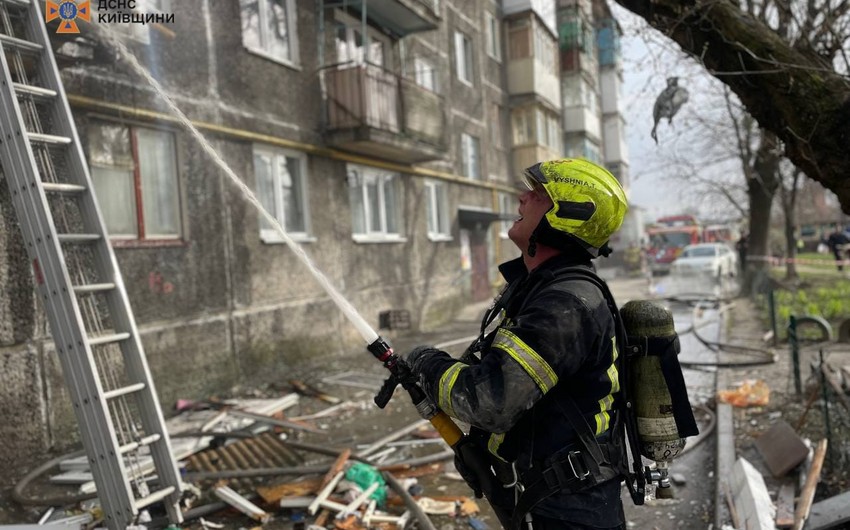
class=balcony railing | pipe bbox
[324,63,446,163]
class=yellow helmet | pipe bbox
[523,158,628,257]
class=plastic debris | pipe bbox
[717,379,770,407]
[343,462,387,506]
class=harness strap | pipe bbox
[509,443,622,530]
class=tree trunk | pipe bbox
[743,132,781,293]
[780,172,801,281]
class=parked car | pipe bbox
[670,243,738,278]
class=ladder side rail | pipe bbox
[0,46,135,529]
[24,2,184,521]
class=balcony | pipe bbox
[332,0,439,36]
[324,64,446,164]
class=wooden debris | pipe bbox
[290,379,342,404]
[775,483,795,528]
[257,478,321,504]
[794,438,828,530]
[806,490,850,530]
[213,484,271,524]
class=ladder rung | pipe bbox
[102,382,146,400]
[13,82,57,99]
[73,282,115,294]
[27,132,71,145]
[88,332,131,346]
[135,486,177,511]
[42,182,86,193]
[57,233,100,243]
[118,433,161,455]
[0,33,42,54]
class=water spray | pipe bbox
[94,27,465,447]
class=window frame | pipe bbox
[499,192,513,238]
[88,119,183,246]
[460,133,480,179]
[413,55,439,92]
[347,164,405,243]
[454,30,474,85]
[334,10,391,68]
[253,145,313,244]
[485,12,502,61]
[239,0,301,69]
[424,180,452,241]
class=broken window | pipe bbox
[89,121,181,241]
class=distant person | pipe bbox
[735,232,748,271]
[826,226,849,272]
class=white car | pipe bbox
[670,243,738,278]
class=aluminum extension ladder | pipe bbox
[0,1,183,527]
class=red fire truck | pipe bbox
[646,215,703,274]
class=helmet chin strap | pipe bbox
[527,234,537,258]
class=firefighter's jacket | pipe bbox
[413,254,624,526]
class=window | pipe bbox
[347,165,403,241]
[335,12,389,67]
[240,0,300,67]
[511,108,535,146]
[89,121,180,241]
[534,23,556,71]
[413,56,438,92]
[499,192,513,238]
[253,146,310,243]
[424,181,451,239]
[460,133,480,179]
[454,31,474,85]
[508,18,531,59]
[485,12,501,60]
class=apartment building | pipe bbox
[0,0,631,460]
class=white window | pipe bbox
[253,146,310,242]
[454,31,474,85]
[413,56,438,92]
[424,181,451,240]
[239,0,300,67]
[334,11,389,67]
[533,23,555,71]
[490,103,503,149]
[347,165,403,241]
[485,12,501,60]
[499,192,513,238]
[89,121,180,241]
[511,108,535,146]
[460,133,480,179]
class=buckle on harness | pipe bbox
[566,451,591,480]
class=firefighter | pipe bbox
[406,159,628,529]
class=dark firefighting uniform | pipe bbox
[410,254,625,528]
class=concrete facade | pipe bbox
[0,0,629,467]
[0,0,521,465]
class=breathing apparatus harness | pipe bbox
[462,263,698,529]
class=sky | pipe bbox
[610,5,744,222]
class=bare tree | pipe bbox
[614,0,850,214]
[777,163,803,280]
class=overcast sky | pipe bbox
[611,5,742,222]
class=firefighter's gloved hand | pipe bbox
[405,345,444,376]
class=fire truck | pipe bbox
[646,215,703,274]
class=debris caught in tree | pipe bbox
[651,77,689,143]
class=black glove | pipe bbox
[453,435,485,498]
[404,345,442,375]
